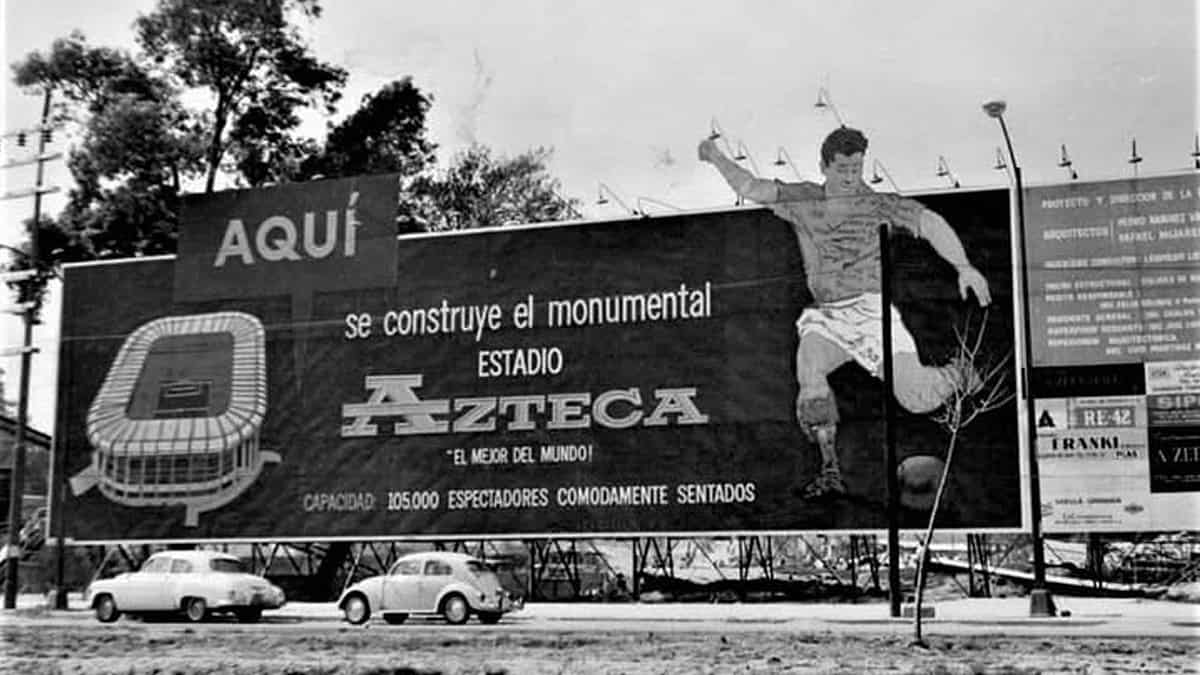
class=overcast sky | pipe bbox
[2,0,1197,430]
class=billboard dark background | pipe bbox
[55,191,1020,542]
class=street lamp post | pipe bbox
[982,100,1056,617]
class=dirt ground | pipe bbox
[3,619,1198,675]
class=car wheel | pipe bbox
[94,594,120,623]
[478,611,502,625]
[235,608,263,623]
[441,594,469,625]
[184,597,208,623]
[383,613,408,625]
[342,593,371,625]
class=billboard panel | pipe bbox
[56,188,1020,542]
[1026,174,1200,531]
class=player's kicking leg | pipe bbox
[891,352,982,414]
[795,333,851,499]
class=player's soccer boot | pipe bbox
[802,422,846,499]
[801,467,848,500]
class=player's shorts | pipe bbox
[795,293,919,379]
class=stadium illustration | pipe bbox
[70,311,277,527]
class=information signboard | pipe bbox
[1026,174,1200,531]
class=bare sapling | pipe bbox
[912,308,1015,647]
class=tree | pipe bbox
[134,0,346,192]
[11,31,168,114]
[295,77,436,182]
[909,309,1015,647]
[407,144,580,232]
[6,1,578,296]
[9,32,202,305]
[7,1,351,283]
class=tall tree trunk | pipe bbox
[205,95,230,193]
[913,428,960,647]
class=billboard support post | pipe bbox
[880,224,902,618]
[984,100,1055,617]
[630,537,640,599]
[50,340,69,609]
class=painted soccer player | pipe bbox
[699,127,991,499]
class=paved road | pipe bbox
[5,593,1198,638]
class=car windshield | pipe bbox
[209,558,246,573]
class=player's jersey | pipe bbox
[768,181,923,303]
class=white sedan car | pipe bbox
[338,551,521,625]
[86,550,286,623]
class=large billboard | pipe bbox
[54,181,1021,542]
[1026,173,1200,532]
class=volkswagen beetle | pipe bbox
[337,551,520,625]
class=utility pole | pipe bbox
[3,89,54,609]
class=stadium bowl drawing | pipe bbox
[71,311,277,527]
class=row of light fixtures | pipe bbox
[598,89,1200,215]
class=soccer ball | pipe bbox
[897,455,945,511]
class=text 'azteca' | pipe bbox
[341,374,709,436]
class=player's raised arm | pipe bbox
[698,137,779,204]
[916,209,992,307]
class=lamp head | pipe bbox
[1060,144,1077,179]
[1128,138,1143,164]
[982,100,1007,118]
[869,160,890,187]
